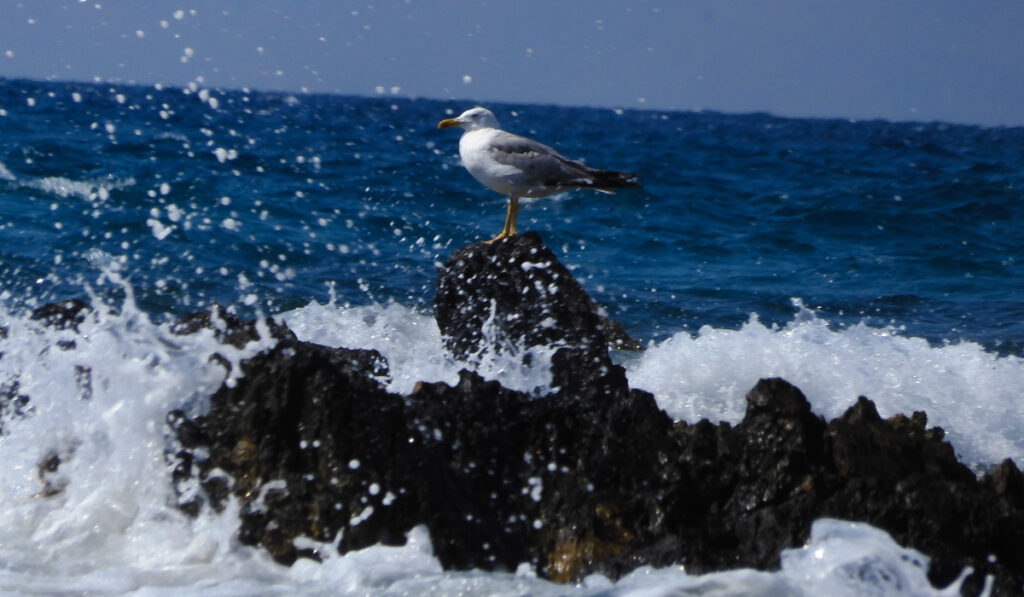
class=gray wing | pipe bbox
[486,131,637,191]
[485,131,605,189]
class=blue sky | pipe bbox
[2,1,1023,126]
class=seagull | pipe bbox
[438,107,638,243]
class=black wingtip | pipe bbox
[593,169,639,189]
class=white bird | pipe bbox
[438,107,638,243]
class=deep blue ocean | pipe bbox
[2,77,1022,353]
[1,77,1023,595]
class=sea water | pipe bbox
[1,77,1021,595]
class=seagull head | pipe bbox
[437,107,500,132]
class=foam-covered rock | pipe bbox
[167,236,1024,596]
[167,336,405,562]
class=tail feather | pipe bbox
[589,168,639,190]
[550,154,639,192]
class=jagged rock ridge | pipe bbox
[142,233,1024,596]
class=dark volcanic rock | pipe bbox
[29,298,92,351]
[404,370,677,579]
[660,380,1024,596]
[168,235,1024,596]
[693,378,832,572]
[30,298,91,332]
[171,303,296,349]
[822,398,1022,596]
[166,335,404,563]
[435,232,642,363]
[168,316,678,576]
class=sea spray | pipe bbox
[0,273,278,590]
[625,299,1024,469]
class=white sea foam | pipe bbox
[0,160,15,181]
[14,175,135,201]
[625,298,1024,468]
[597,518,983,596]
[779,519,978,597]
[281,297,559,396]
[281,299,460,394]
[0,287,277,594]
[0,292,1000,595]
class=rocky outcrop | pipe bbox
[164,235,1023,596]
[659,381,1024,597]
[434,231,642,359]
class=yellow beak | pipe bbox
[437,118,460,129]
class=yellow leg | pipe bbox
[508,198,519,236]
[486,197,520,243]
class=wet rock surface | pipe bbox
[29,298,91,332]
[168,235,1024,596]
[170,303,297,349]
[435,231,642,359]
